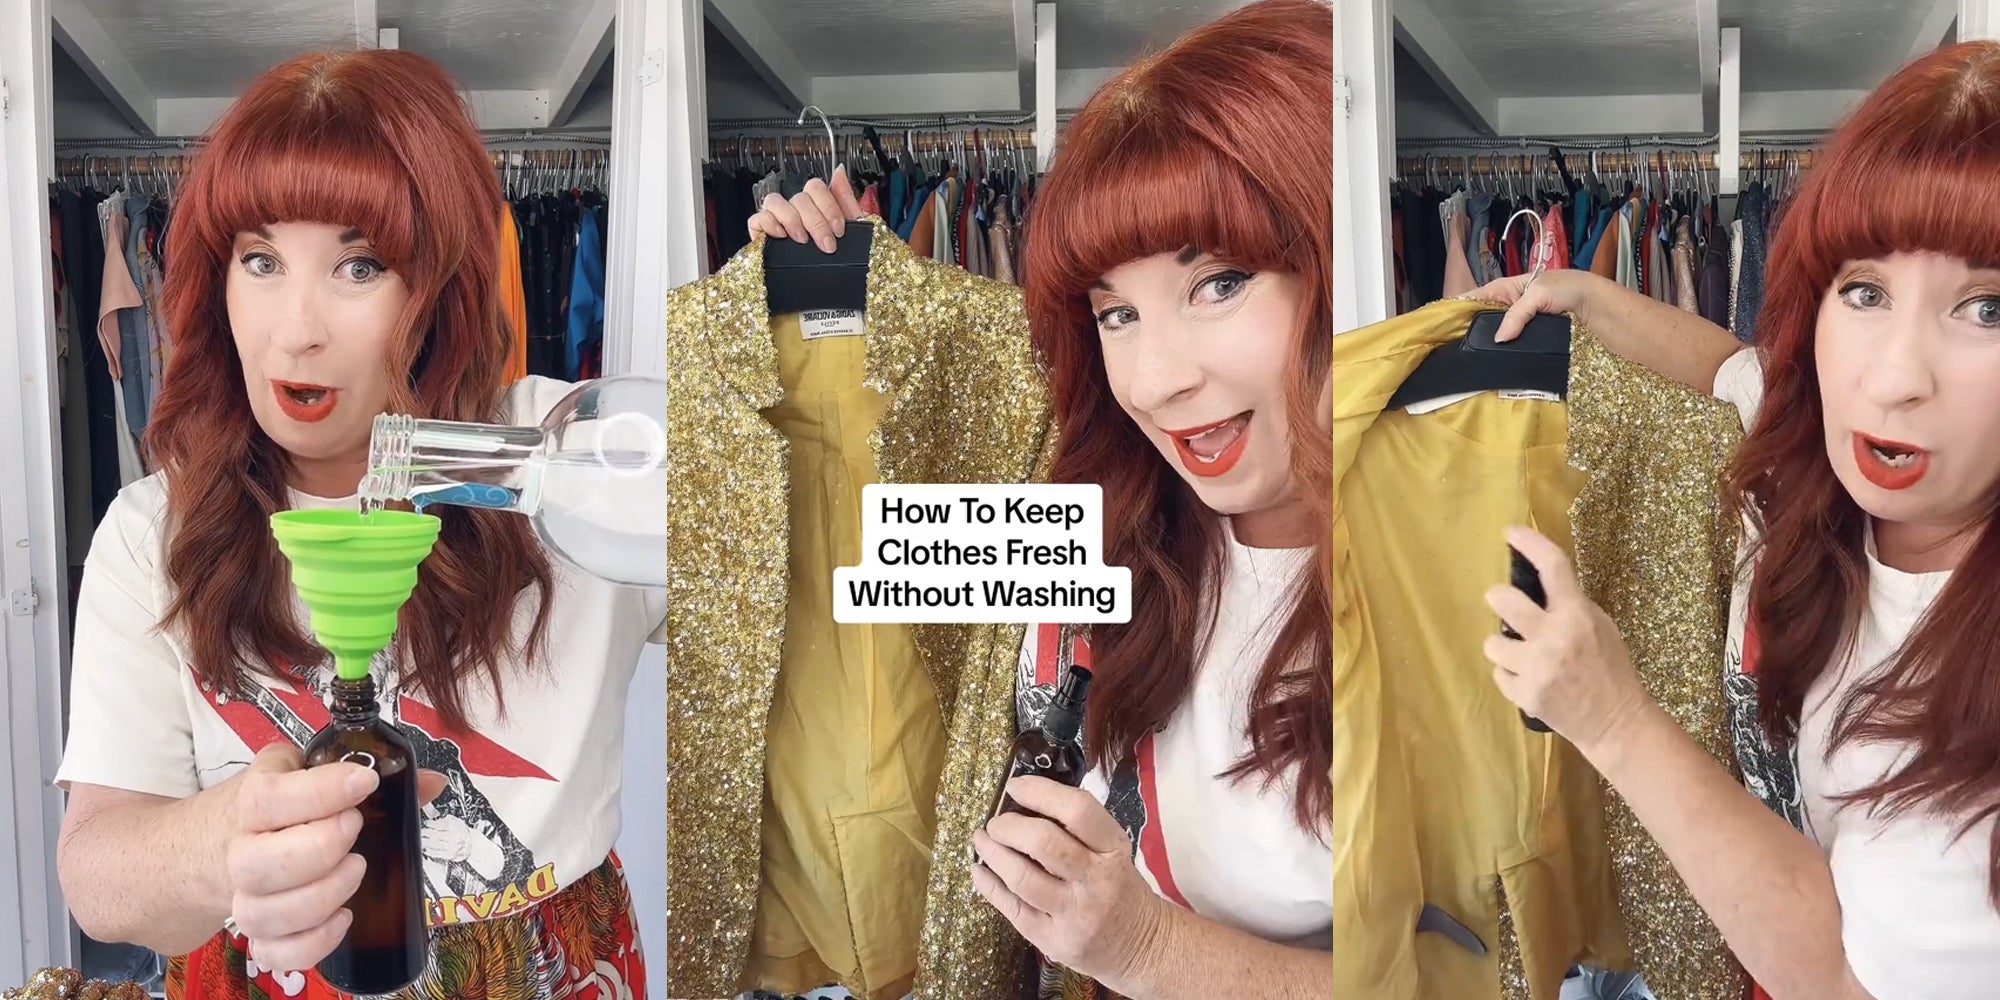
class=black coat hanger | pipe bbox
[1387,208,1570,410]
[766,106,873,315]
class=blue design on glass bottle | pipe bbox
[411,482,520,513]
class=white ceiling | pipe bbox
[1396,0,1947,136]
[1416,0,1700,98]
[720,0,1253,78]
[1721,0,1932,92]
[56,0,605,102]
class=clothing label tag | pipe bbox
[1403,391,1480,415]
[800,309,867,340]
[1496,389,1562,403]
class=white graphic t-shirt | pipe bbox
[57,376,666,928]
[1713,349,2000,999]
[1014,523,1331,959]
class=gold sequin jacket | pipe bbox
[1332,299,1747,1000]
[665,219,1050,1000]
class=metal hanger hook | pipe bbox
[797,105,836,180]
[1500,206,1549,283]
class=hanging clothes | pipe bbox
[1700,221,1732,329]
[1672,218,1700,314]
[565,207,604,382]
[1332,298,1747,1000]
[989,200,1017,285]
[664,219,1048,1000]
[49,214,95,569]
[56,187,120,528]
[96,191,146,482]
[499,204,529,383]
[1735,183,1771,342]
[1729,218,1745,336]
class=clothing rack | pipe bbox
[709,129,1035,160]
[52,128,611,151]
[1395,131,1823,151]
[53,145,612,196]
[708,110,1050,131]
[1396,150,1819,178]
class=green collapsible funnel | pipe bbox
[270,510,443,680]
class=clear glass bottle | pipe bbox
[360,375,665,587]
[304,676,426,994]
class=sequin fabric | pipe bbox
[1495,878,1527,1000]
[665,219,1052,1000]
[1563,323,1747,1000]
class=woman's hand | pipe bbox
[972,776,1170,988]
[746,164,866,253]
[1464,268,1626,345]
[1481,526,1654,758]
[225,744,445,972]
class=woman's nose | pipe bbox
[1126,337,1204,413]
[268,288,330,357]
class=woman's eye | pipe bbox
[1095,305,1139,331]
[1966,296,2000,328]
[1194,270,1254,304]
[1839,282,1885,310]
[241,253,279,277]
[341,258,385,283]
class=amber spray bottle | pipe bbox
[304,675,427,994]
[999,661,1094,816]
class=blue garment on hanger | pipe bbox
[888,169,908,231]
[565,208,604,380]
[1574,205,1617,270]
[1572,188,1595,256]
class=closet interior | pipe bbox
[691,0,1250,281]
[1338,0,1967,331]
[22,0,646,990]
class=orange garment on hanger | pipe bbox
[499,204,529,383]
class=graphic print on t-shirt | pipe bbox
[1015,625,1187,906]
[1726,591,1806,832]
[194,656,563,927]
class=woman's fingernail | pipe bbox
[819,237,837,252]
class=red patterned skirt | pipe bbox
[168,854,642,1000]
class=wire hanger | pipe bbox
[797,105,836,182]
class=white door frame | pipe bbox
[607,0,702,377]
[0,0,81,982]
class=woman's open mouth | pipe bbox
[272,380,339,423]
[1164,411,1252,478]
[1852,432,1930,490]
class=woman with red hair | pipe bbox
[51,50,663,999]
[1473,40,2000,1000]
[749,1,1330,996]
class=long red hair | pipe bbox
[149,50,552,729]
[1023,0,1332,831]
[1727,40,2000,903]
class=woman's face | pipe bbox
[1089,250,1302,524]
[226,222,408,488]
[1815,251,2000,540]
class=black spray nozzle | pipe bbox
[1055,665,1092,710]
[1043,666,1093,743]
[1503,546,1553,734]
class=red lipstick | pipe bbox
[272,381,338,424]
[1852,432,1930,491]
[1164,412,1252,478]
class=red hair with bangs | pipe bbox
[149,50,552,729]
[1023,0,1332,831]
[1727,40,2000,903]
